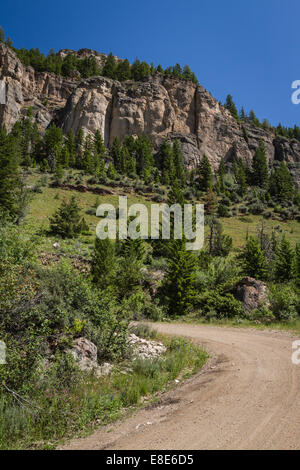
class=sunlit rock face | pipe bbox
[0,42,299,183]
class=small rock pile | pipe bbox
[127,334,166,360]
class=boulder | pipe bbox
[234,277,269,312]
[69,337,112,377]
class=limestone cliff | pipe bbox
[0,43,299,184]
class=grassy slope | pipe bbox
[26,170,300,254]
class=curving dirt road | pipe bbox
[60,324,300,450]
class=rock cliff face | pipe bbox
[0,43,77,130]
[0,43,299,184]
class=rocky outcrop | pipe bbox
[234,277,269,312]
[0,43,300,179]
[0,43,77,131]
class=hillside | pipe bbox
[0,42,300,186]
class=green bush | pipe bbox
[196,291,244,319]
[218,204,230,218]
[269,284,298,321]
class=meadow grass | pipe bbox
[0,335,208,450]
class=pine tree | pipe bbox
[91,237,116,289]
[44,124,63,171]
[116,59,131,81]
[224,95,239,120]
[275,236,294,282]
[240,107,246,120]
[160,141,175,185]
[249,110,261,127]
[134,136,154,177]
[49,196,83,238]
[60,145,69,168]
[93,130,105,158]
[207,217,232,257]
[117,243,143,298]
[269,162,294,202]
[0,26,5,43]
[173,140,186,187]
[234,158,247,196]
[76,129,85,169]
[102,52,117,79]
[240,236,267,279]
[66,129,76,168]
[0,130,23,219]
[252,140,268,188]
[204,189,217,214]
[162,238,197,315]
[111,136,122,173]
[183,65,193,81]
[217,158,226,192]
[198,154,213,191]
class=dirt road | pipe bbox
[61,324,300,450]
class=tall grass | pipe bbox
[0,336,207,450]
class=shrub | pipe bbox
[248,306,275,323]
[248,202,265,215]
[196,291,244,319]
[218,204,230,218]
[269,284,298,321]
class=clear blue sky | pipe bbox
[1,0,299,128]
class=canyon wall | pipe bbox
[0,43,299,184]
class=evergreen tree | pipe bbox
[91,237,116,289]
[224,94,239,120]
[0,26,5,43]
[207,217,232,256]
[93,130,105,158]
[204,188,217,214]
[76,129,85,169]
[116,59,131,81]
[198,154,213,191]
[240,107,246,120]
[160,141,175,185]
[162,238,197,315]
[111,136,123,173]
[66,129,76,167]
[44,124,63,170]
[102,52,117,79]
[269,162,294,202]
[0,129,23,219]
[234,158,247,196]
[249,110,261,127]
[135,136,154,177]
[275,236,294,282]
[183,65,193,81]
[49,196,84,238]
[217,158,226,192]
[252,140,268,188]
[117,243,143,298]
[240,236,267,279]
[173,139,186,187]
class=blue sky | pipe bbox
[1,0,299,127]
